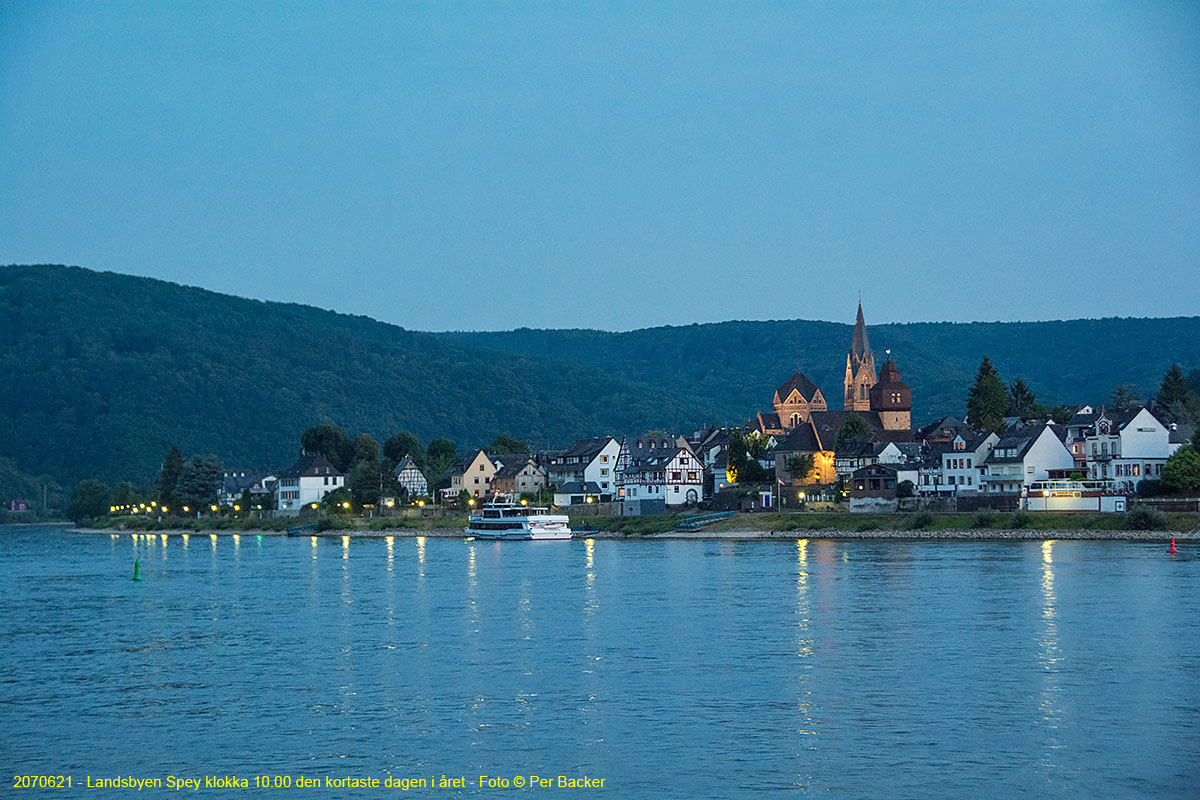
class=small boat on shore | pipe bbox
[465,503,572,541]
[286,522,318,537]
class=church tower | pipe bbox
[844,301,877,411]
[869,355,912,430]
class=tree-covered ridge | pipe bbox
[441,316,1200,427]
[2,264,1198,486]
[0,265,724,483]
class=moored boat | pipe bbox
[465,503,572,540]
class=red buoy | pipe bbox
[1169,538,1177,554]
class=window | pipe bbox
[601,468,609,476]
[479,464,485,471]
[966,458,971,468]
[601,455,608,462]
[474,478,479,485]
[674,486,679,493]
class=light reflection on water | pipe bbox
[1,526,1197,798]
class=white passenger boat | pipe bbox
[465,503,572,540]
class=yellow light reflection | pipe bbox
[1038,539,1062,761]
[794,538,816,739]
[342,535,350,559]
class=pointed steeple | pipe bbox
[851,302,871,362]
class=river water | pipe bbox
[1,525,1197,797]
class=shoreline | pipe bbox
[71,526,1196,542]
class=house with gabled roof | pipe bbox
[982,423,1073,495]
[616,434,702,513]
[275,453,344,515]
[1085,407,1173,492]
[393,456,428,498]
[450,449,496,498]
[491,455,546,497]
[545,436,619,499]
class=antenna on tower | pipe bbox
[886,348,891,358]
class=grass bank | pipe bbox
[82,515,469,533]
[570,510,1200,535]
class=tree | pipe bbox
[1008,377,1036,418]
[1154,364,1200,425]
[1109,385,1141,413]
[1050,405,1074,424]
[728,431,771,482]
[967,356,1008,433]
[1161,445,1200,494]
[1157,364,1191,410]
[67,479,111,522]
[835,413,872,450]
[239,488,253,515]
[349,458,397,507]
[353,433,379,464]
[383,431,425,468]
[110,481,147,507]
[301,425,353,472]
[321,486,354,514]
[488,433,530,455]
[785,453,815,485]
[897,480,915,498]
[156,445,184,507]
[176,455,222,511]
[426,437,458,490]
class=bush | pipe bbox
[907,511,935,530]
[973,510,996,528]
[1125,507,1168,531]
[1009,511,1031,529]
[855,521,879,532]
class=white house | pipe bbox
[920,431,998,497]
[393,456,428,497]
[981,423,1074,495]
[1085,407,1173,492]
[616,434,703,513]
[545,437,620,500]
[275,453,344,516]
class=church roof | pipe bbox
[851,302,871,361]
[774,371,820,403]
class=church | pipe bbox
[748,302,912,438]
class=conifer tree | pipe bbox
[156,445,184,508]
[967,356,1008,433]
[1156,364,1191,412]
[1008,377,1036,418]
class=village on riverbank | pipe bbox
[59,303,1200,539]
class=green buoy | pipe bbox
[133,559,142,581]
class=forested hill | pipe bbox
[441,316,1200,430]
[0,265,726,483]
[3,265,1198,485]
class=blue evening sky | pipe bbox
[2,2,1198,331]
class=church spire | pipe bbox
[844,299,877,412]
[851,301,871,361]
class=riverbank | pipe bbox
[74,509,1200,537]
[73,525,1197,542]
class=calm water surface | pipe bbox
[1,525,1197,798]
